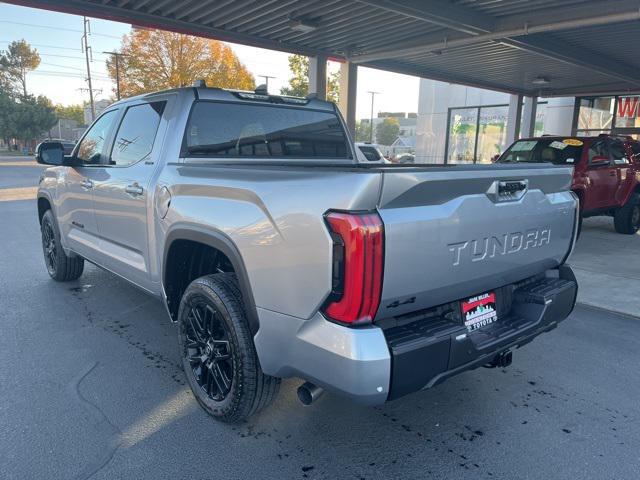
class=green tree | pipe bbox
[55,104,84,124]
[4,95,57,148]
[375,117,400,145]
[355,120,372,142]
[0,39,41,97]
[280,54,339,103]
[107,30,255,98]
[0,90,15,146]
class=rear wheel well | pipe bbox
[37,197,51,224]
[164,240,235,320]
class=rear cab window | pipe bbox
[183,101,351,160]
[498,138,584,165]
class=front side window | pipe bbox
[184,101,350,159]
[630,142,640,163]
[610,140,629,165]
[76,110,118,164]
[110,102,165,166]
[588,139,610,164]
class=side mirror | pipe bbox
[36,142,65,166]
[590,155,610,167]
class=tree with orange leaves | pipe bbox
[107,29,255,98]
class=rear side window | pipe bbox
[110,102,165,166]
[184,101,351,159]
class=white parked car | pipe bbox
[355,142,390,163]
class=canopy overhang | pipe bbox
[7,0,640,96]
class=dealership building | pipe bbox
[415,80,640,164]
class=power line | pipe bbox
[30,70,112,80]
[0,20,122,39]
[0,40,83,52]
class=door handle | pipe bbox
[80,179,93,190]
[125,183,144,196]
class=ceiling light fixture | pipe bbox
[532,76,551,85]
[288,19,319,33]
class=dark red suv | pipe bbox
[498,134,640,234]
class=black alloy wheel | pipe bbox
[40,209,84,281]
[177,273,280,422]
[183,301,234,401]
[41,218,57,276]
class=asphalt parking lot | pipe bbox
[2,157,640,479]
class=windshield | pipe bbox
[498,138,584,165]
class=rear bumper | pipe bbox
[254,266,577,406]
[386,265,578,400]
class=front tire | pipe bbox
[614,194,640,235]
[177,273,280,423]
[40,209,84,281]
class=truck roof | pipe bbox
[108,84,337,112]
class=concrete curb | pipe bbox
[576,301,640,321]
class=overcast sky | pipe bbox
[0,3,421,119]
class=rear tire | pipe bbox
[177,273,280,423]
[40,209,84,281]
[614,195,640,234]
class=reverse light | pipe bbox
[322,211,384,325]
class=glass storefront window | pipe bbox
[614,96,640,128]
[577,97,614,131]
[447,108,477,163]
[476,105,509,164]
[446,100,547,164]
[533,102,547,137]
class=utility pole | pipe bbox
[258,75,276,92]
[81,16,95,122]
[102,51,127,100]
[367,91,380,143]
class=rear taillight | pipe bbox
[322,211,384,325]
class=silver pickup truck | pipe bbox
[36,84,579,422]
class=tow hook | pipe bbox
[485,350,513,369]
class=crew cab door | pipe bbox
[57,109,119,260]
[585,138,618,210]
[90,101,167,290]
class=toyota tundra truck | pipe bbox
[36,84,579,422]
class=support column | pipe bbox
[506,94,523,144]
[338,61,358,137]
[308,54,327,101]
[521,96,538,138]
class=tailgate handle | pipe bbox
[487,179,528,202]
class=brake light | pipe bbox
[322,211,384,325]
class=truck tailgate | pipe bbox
[376,165,576,320]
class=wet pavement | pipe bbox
[1,166,639,479]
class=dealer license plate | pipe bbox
[461,292,497,332]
